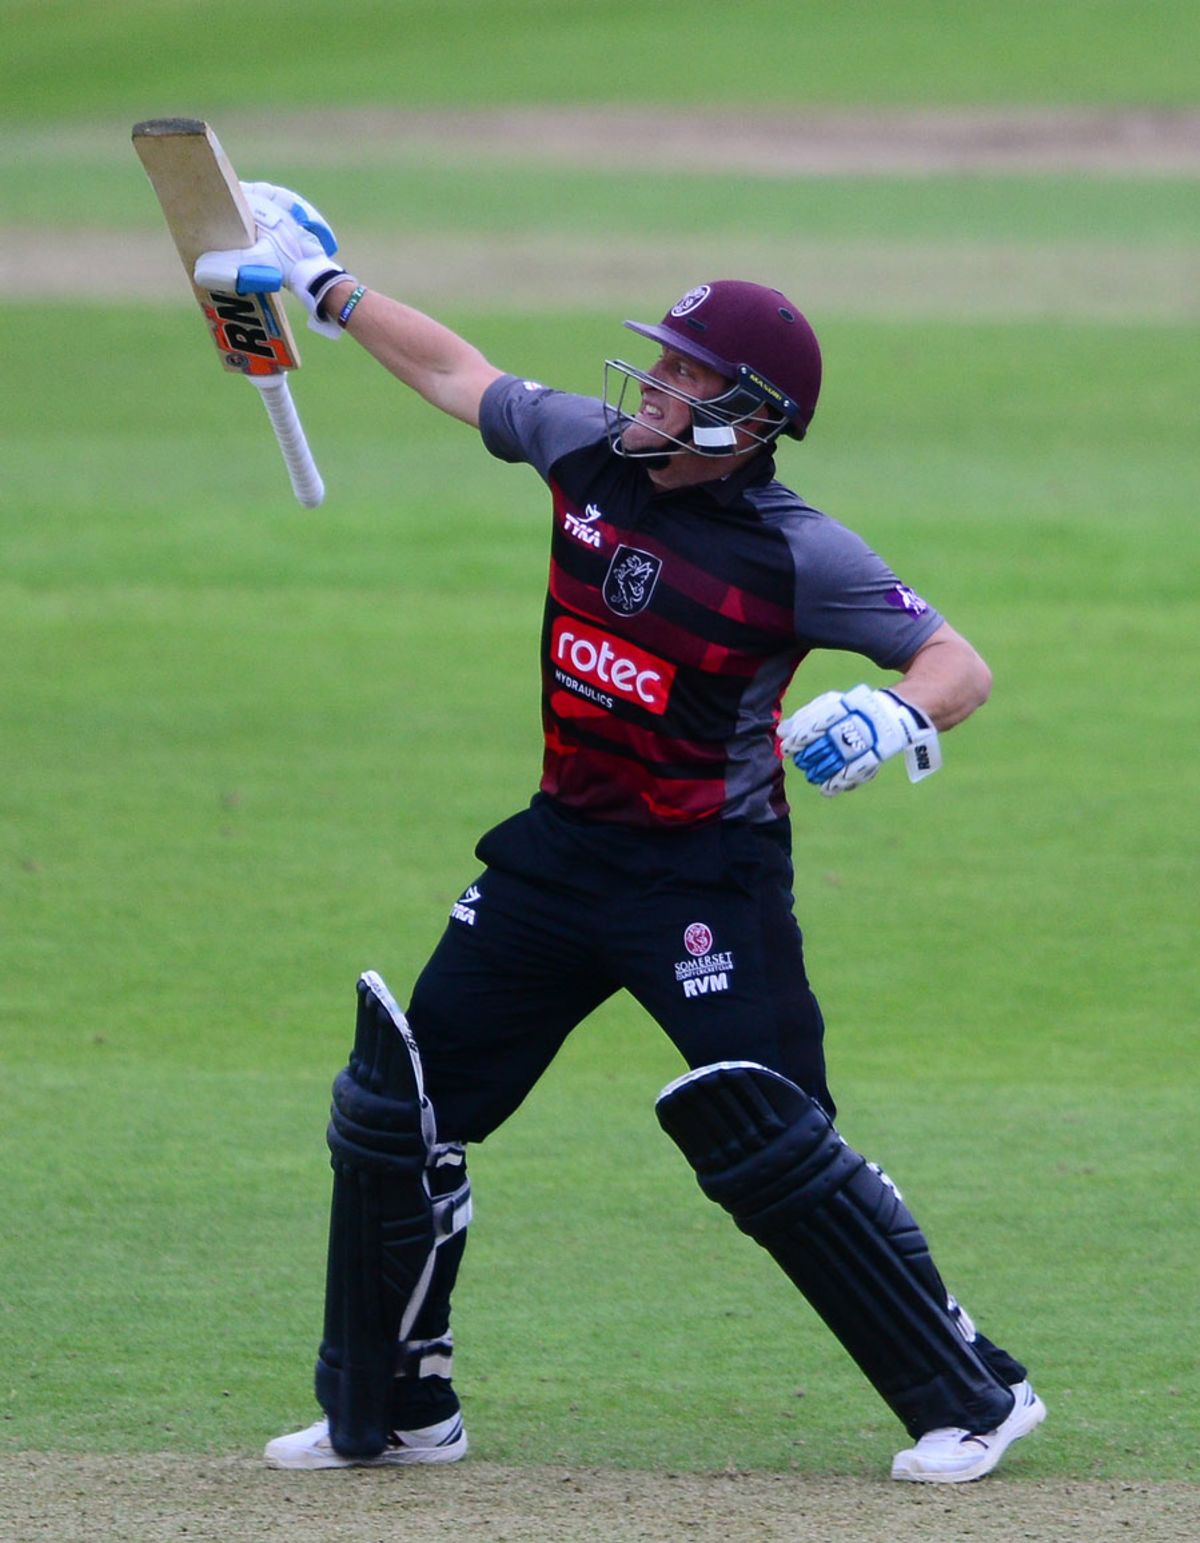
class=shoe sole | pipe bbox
[891,1392,1046,1483]
[265,1433,468,1470]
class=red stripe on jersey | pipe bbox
[590,524,796,633]
[547,690,726,769]
[541,737,726,826]
[549,559,771,678]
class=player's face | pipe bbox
[619,348,731,455]
[619,347,776,491]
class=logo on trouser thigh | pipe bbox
[450,884,482,926]
[673,922,735,999]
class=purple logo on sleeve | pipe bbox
[886,584,929,616]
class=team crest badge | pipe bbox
[683,922,713,956]
[603,545,662,617]
[671,285,711,317]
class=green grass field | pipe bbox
[4,0,1199,118]
[2,0,1198,1505]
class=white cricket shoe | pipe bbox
[264,1411,467,1470]
[890,1381,1045,1483]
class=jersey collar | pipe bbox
[652,449,777,510]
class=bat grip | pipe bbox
[250,374,325,508]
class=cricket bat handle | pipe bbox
[251,374,326,508]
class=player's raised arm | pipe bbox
[194,180,504,428]
[317,280,505,427]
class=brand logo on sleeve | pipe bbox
[450,884,482,926]
[603,545,662,616]
[550,616,674,714]
[885,584,929,616]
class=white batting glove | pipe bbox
[777,684,941,796]
[192,181,348,339]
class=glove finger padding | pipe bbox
[233,181,349,339]
[241,181,339,258]
[815,753,882,797]
[193,234,284,294]
[776,690,847,756]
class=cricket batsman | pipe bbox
[201,182,1046,1482]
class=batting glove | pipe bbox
[192,181,348,339]
[777,684,941,796]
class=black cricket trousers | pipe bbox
[406,793,833,1143]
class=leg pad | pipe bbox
[316,972,470,1457]
[656,1061,1012,1437]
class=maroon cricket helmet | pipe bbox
[624,280,822,438]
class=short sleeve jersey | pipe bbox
[479,375,942,828]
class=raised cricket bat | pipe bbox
[132,117,325,508]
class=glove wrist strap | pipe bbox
[306,266,353,317]
[880,687,931,732]
[880,689,941,782]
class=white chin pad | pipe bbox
[692,421,738,450]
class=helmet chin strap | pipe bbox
[614,418,765,465]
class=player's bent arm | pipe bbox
[778,624,990,795]
[322,281,504,427]
[892,622,992,732]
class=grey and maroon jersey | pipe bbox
[479,375,942,828]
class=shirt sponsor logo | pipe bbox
[603,545,662,617]
[550,616,674,714]
[885,583,929,616]
[450,883,482,926]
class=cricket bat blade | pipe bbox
[132,117,326,507]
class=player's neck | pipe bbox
[646,447,758,492]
